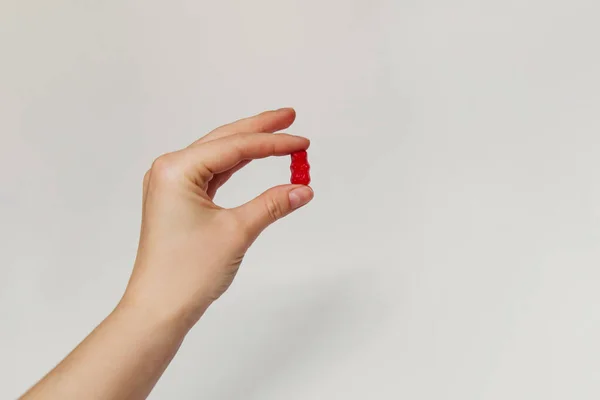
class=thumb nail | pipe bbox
[289,186,313,209]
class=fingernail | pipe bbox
[289,186,313,209]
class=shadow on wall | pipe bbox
[198,265,389,400]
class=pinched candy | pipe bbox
[290,150,310,185]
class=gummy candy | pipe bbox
[290,150,310,185]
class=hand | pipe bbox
[120,108,313,329]
[20,109,312,400]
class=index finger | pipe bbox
[181,132,310,185]
[190,108,297,147]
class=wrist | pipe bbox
[115,294,207,338]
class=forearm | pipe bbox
[21,302,191,400]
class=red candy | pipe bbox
[290,150,311,185]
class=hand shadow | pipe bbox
[197,266,388,400]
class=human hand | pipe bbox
[120,108,313,329]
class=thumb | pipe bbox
[234,184,314,238]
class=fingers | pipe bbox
[181,108,297,197]
[181,132,309,185]
[233,185,314,238]
[191,108,296,146]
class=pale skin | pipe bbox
[20,108,313,400]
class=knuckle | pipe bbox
[265,197,284,222]
[231,132,252,147]
[152,154,173,170]
[150,154,180,183]
[230,132,274,156]
[236,131,262,142]
[226,134,247,157]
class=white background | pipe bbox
[2,1,600,399]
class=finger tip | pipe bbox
[277,106,295,113]
[278,107,296,120]
[293,184,314,195]
[284,107,297,123]
[288,185,314,209]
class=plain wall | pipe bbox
[2,1,600,398]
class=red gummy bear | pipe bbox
[290,150,311,185]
